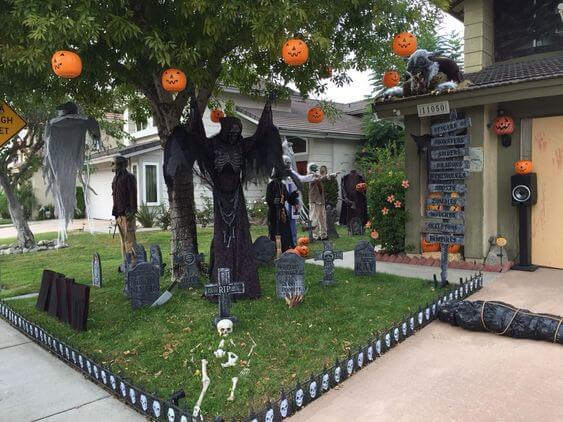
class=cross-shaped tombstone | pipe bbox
[204,268,245,327]
[304,219,315,243]
[314,241,344,286]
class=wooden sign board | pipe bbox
[426,197,465,207]
[427,233,465,245]
[424,222,465,234]
[431,147,469,160]
[428,170,469,181]
[430,135,470,148]
[430,160,470,171]
[417,100,450,117]
[0,101,27,149]
[431,118,471,136]
[426,210,464,220]
[428,184,467,193]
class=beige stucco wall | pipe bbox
[463,0,494,72]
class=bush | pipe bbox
[0,191,10,219]
[155,204,171,230]
[247,197,268,225]
[196,196,214,228]
[74,186,86,218]
[136,203,156,228]
[323,177,339,207]
[37,204,55,220]
[15,182,37,220]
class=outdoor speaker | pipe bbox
[511,173,537,206]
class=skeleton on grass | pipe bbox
[192,359,210,418]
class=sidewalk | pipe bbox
[0,319,142,421]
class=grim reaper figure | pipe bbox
[165,97,284,299]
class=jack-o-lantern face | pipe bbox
[493,116,514,135]
[282,39,309,66]
[383,70,401,88]
[295,245,309,257]
[514,160,533,175]
[307,107,324,124]
[297,236,309,246]
[161,69,187,92]
[392,32,417,57]
[51,51,82,78]
[210,109,225,123]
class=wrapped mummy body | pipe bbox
[438,300,563,345]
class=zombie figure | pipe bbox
[339,169,368,227]
[111,155,138,266]
[301,163,338,241]
[266,167,299,253]
[165,97,284,299]
[281,138,307,245]
[43,102,100,244]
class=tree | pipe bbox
[2,0,447,281]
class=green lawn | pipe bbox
[1,226,441,419]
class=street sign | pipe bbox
[430,135,470,147]
[428,184,467,193]
[427,233,465,245]
[431,147,469,160]
[426,210,464,220]
[428,170,469,181]
[431,118,471,135]
[430,160,470,171]
[424,222,465,234]
[426,197,465,207]
[0,101,27,149]
[417,100,450,117]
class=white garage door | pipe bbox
[87,163,114,220]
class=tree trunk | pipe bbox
[0,172,35,248]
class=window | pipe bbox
[286,136,307,154]
[144,163,159,205]
[135,119,149,132]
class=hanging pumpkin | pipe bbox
[383,70,401,88]
[307,107,324,124]
[392,32,417,57]
[355,182,367,192]
[295,245,309,257]
[161,68,187,92]
[297,236,309,246]
[282,38,309,66]
[421,238,440,253]
[493,115,515,147]
[210,109,225,123]
[514,160,533,175]
[448,244,461,254]
[51,51,82,78]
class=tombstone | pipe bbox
[485,245,510,266]
[304,219,315,243]
[133,243,147,262]
[253,236,276,266]
[69,283,90,332]
[275,251,306,299]
[348,217,364,236]
[127,262,161,310]
[149,244,165,276]
[36,269,62,311]
[92,252,102,288]
[178,245,205,288]
[204,267,245,326]
[325,205,339,239]
[314,241,344,286]
[354,241,376,276]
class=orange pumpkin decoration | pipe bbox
[421,238,440,253]
[161,68,187,92]
[282,38,309,66]
[210,109,225,123]
[297,237,309,246]
[307,107,324,124]
[514,160,533,175]
[448,244,461,254]
[355,182,367,192]
[295,245,310,257]
[383,70,401,88]
[392,32,417,57]
[493,116,514,135]
[51,51,82,78]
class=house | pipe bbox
[373,0,563,268]
[85,87,364,220]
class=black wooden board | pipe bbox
[431,118,471,135]
[430,135,470,148]
[431,147,469,160]
[428,184,467,193]
[428,170,469,181]
[430,160,470,171]
[424,222,465,234]
[426,210,464,219]
[427,233,465,245]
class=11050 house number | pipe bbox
[417,101,450,117]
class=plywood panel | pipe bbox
[531,116,563,269]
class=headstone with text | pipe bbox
[275,252,306,299]
[178,245,204,288]
[354,241,376,276]
[204,268,245,326]
[325,205,339,239]
[127,262,161,310]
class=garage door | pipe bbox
[87,163,114,220]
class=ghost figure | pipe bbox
[43,102,101,245]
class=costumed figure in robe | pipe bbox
[165,96,284,299]
[281,138,307,246]
[43,102,100,245]
[339,169,368,228]
[111,155,138,268]
[266,167,299,254]
[301,163,338,241]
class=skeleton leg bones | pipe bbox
[192,359,210,417]
[227,377,238,401]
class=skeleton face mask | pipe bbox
[322,373,330,390]
[110,375,116,390]
[393,328,400,343]
[295,389,304,407]
[217,319,233,336]
[385,333,391,348]
[153,401,161,417]
[402,322,407,336]
[167,408,175,422]
[265,408,275,422]
[140,395,148,411]
[346,359,354,375]
[120,382,126,397]
[129,388,136,404]
[357,352,364,368]
[334,367,341,383]
[101,370,107,385]
[279,399,289,417]
[309,381,317,398]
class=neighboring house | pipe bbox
[85,88,364,220]
[373,0,563,268]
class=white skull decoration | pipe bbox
[265,408,275,422]
[217,319,233,337]
[167,408,175,422]
[279,399,289,417]
[129,388,136,404]
[120,382,126,397]
[140,395,148,411]
[322,373,330,390]
[153,401,161,417]
[295,389,304,407]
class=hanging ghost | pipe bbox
[43,102,100,244]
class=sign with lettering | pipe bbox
[417,100,450,117]
[424,222,465,233]
[0,101,27,149]
[430,135,470,148]
[431,118,471,136]
[430,160,470,171]
[426,210,464,219]
[428,184,467,193]
[431,147,469,160]
[428,170,469,181]
[427,233,465,245]
[275,252,305,298]
[426,197,465,207]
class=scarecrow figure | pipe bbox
[165,96,284,299]
[43,102,100,245]
[266,167,299,253]
[111,155,138,266]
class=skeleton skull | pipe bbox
[167,408,175,422]
[217,319,233,336]
[279,399,289,417]
[129,388,136,404]
[265,408,275,422]
[295,389,304,407]
[153,401,161,417]
[309,381,317,398]
[322,373,330,390]
[140,395,148,411]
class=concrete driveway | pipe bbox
[290,268,563,422]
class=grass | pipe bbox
[1,226,440,419]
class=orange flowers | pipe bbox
[381,207,389,215]
[386,195,395,203]
[393,200,402,208]
[401,179,410,188]
[370,229,379,240]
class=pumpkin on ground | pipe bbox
[383,70,401,88]
[51,51,82,78]
[514,160,533,175]
[448,244,461,254]
[295,245,309,257]
[282,39,309,66]
[210,109,225,123]
[392,32,417,57]
[161,68,187,92]
[307,107,324,123]
[297,237,309,246]
[421,238,440,253]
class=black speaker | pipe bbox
[511,173,537,206]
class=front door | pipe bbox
[531,116,563,269]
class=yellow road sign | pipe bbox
[0,101,27,149]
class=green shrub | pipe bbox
[37,204,55,220]
[155,204,171,230]
[247,197,268,225]
[15,182,37,220]
[0,191,10,219]
[74,186,85,218]
[196,196,213,228]
[136,203,156,228]
[323,177,339,207]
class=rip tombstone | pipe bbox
[275,251,306,299]
[92,252,102,288]
[253,236,276,266]
[354,241,376,276]
[127,262,161,310]
[204,267,245,327]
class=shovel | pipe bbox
[151,280,178,307]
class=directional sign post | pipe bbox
[0,101,27,149]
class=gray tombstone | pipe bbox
[204,268,245,326]
[127,262,161,310]
[150,244,165,276]
[314,241,344,286]
[275,251,306,299]
[132,243,147,263]
[354,241,376,276]
[178,245,204,288]
[485,245,509,266]
[253,236,276,266]
[348,217,364,236]
[92,252,102,288]
[325,205,339,239]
